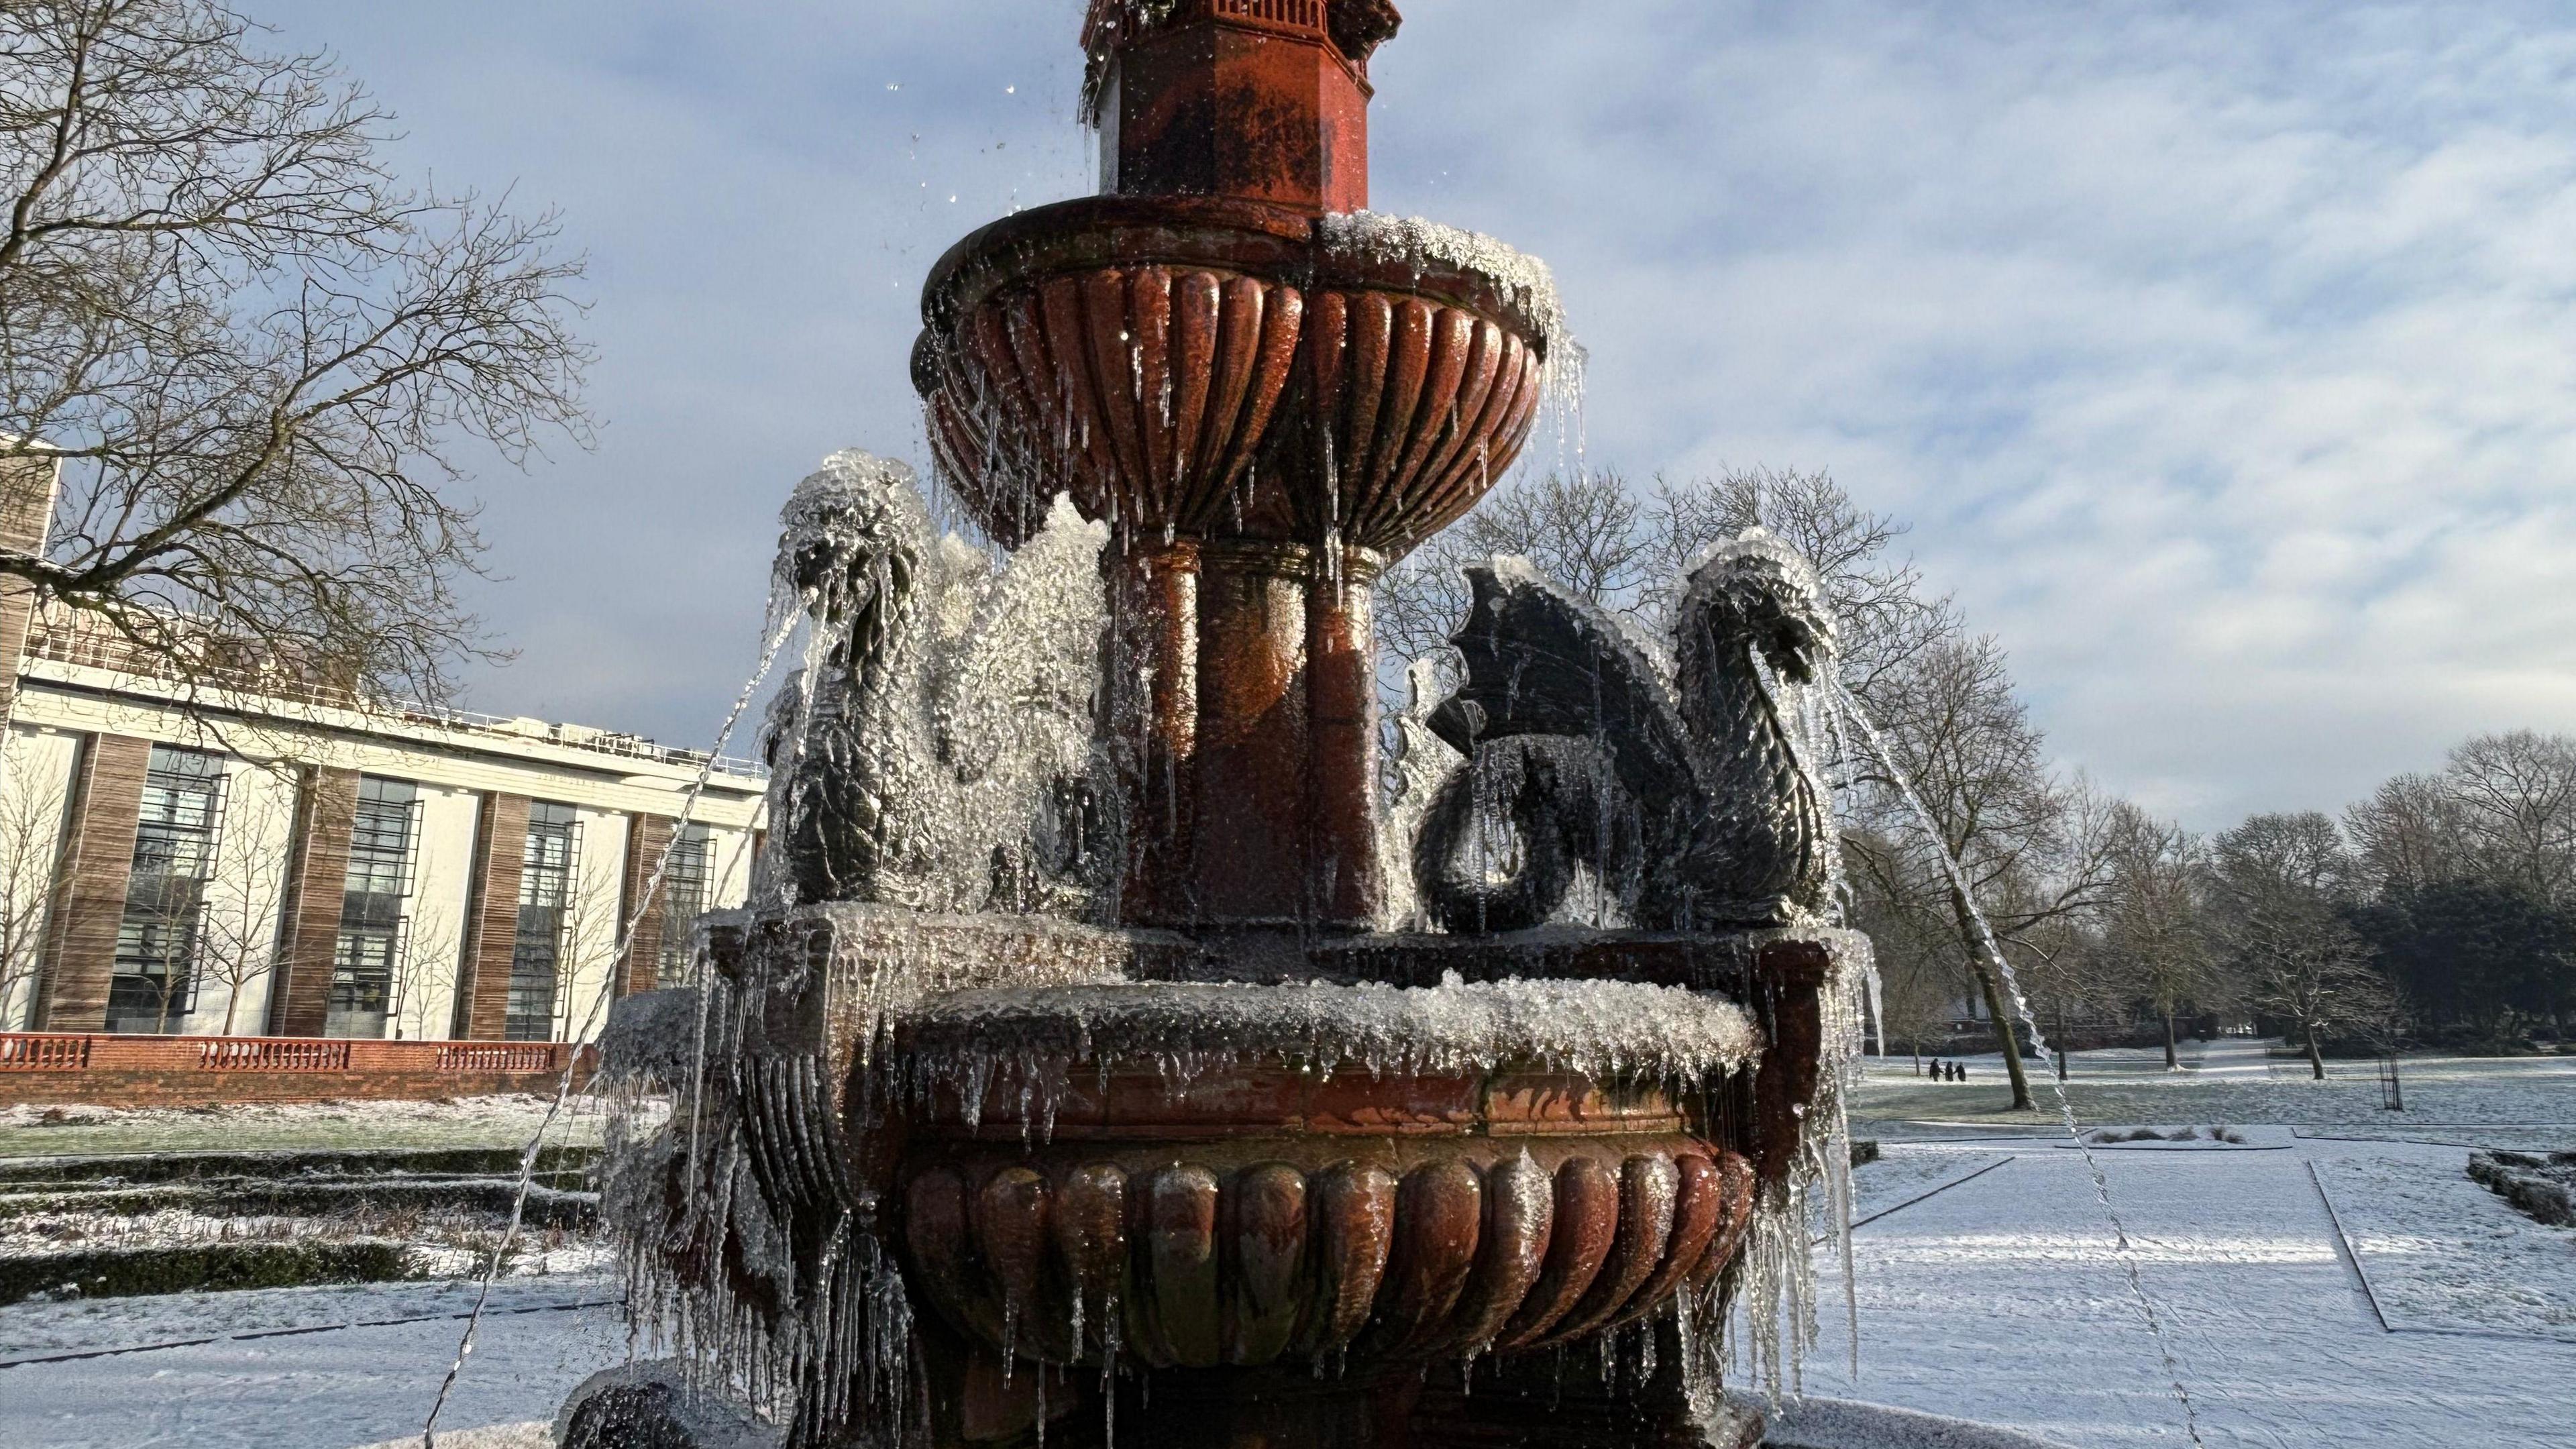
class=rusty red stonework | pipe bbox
[1083,0,1391,215]
[918,1,1549,932]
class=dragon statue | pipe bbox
[757,449,1115,917]
[1407,530,1841,932]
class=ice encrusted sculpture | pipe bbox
[578,5,1873,1447]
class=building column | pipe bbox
[33,733,151,1030]
[0,453,62,726]
[453,792,529,1041]
[615,812,676,998]
[265,767,359,1038]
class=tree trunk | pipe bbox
[2163,1010,2178,1071]
[2304,1020,2326,1081]
[2055,1005,2070,1081]
[1947,882,2033,1110]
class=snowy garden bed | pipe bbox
[0,1144,606,1306]
[2313,1152,2576,1338]
[2466,1150,2576,1226]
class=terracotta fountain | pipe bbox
[579,5,1871,1448]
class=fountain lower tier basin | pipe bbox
[894,1072,1754,1372]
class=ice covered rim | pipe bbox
[894,975,1762,1081]
[914,193,1570,375]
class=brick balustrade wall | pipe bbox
[0,1031,590,1107]
[266,767,360,1037]
[456,792,529,1041]
[33,733,152,1030]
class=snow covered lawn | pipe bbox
[2314,1148,2576,1339]
[1856,1039,2576,1138]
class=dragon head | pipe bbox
[1673,528,1839,684]
[775,450,932,639]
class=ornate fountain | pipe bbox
[578,5,1872,1447]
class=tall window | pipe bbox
[327,777,419,1038]
[655,826,714,985]
[504,801,579,1041]
[107,746,225,1033]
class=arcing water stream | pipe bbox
[419,600,809,1447]
[1825,680,2208,1448]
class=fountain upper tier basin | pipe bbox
[913,195,1570,553]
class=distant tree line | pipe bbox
[1379,468,2574,1106]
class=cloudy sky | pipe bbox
[252,0,2576,830]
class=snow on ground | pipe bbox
[0,1095,606,1159]
[0,1040,2567,1447]
[1858,1038,2576,1141]
[2314,1146,2576,1339]
[0,1276,616,1363]
[1792,1135,2576,1447]
[0,1288,622,1448]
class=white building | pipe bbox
[1,604,766,1046]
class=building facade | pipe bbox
[0,453,765,1049]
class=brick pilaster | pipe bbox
[265,767,360,1038]
[614,812,676,998]
[454,792,529,1041]
[34,734,152,1030]
[0,454,61,724]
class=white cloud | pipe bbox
[253,0,2576,826]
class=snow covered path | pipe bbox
[0,1289,620,1448]
[1800,1134,2576,1446]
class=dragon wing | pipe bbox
[1430,557,1698,810]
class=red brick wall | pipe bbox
[456,793,529,1041]
[0,1032,588,1107]
[34,734,151,1030]
[615,812,675,997]
[266,767,360,1037]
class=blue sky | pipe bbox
[252,1,2576,829]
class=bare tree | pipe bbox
[1642,466,1959,706]
[0,759,68,1028]
[2440,732,2576,906]
[0,1,590,725]
[382,887,458,1042]
[191,769,292,1033]
[2345,771,2470,895]
[2009,912,2114,1083]
[2208,812,2393,1079]
[1841,639,2114,1109]
[2098,803,2216,1071]
[549,863,623,1044]
[1376,468,1652,668]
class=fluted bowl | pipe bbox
[913,195,1560,554]
[882,979,1760,1375]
